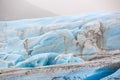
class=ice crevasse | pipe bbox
[0,11,120,80]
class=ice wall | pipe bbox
[0,11,120,80]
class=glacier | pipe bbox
[0,11,120,80]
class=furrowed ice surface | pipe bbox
[0,11,120,80]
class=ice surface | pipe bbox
[0,11,120,80]
[101,69,120,80]
[0,60,13,68]
[0,54,25,65]
[52,54,84,65]
[15,53,58,68]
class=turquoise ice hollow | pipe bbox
[0,11,120,80]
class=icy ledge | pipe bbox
[0,11,120,80]
[0,52,120,80]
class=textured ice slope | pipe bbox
[0,11,120,80]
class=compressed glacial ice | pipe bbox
[52,54,84,65]
[15,53,58,68]
[0,54,25,64]
[101,69,120,80]
[0,60,13,68]
[0,11,120,80]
